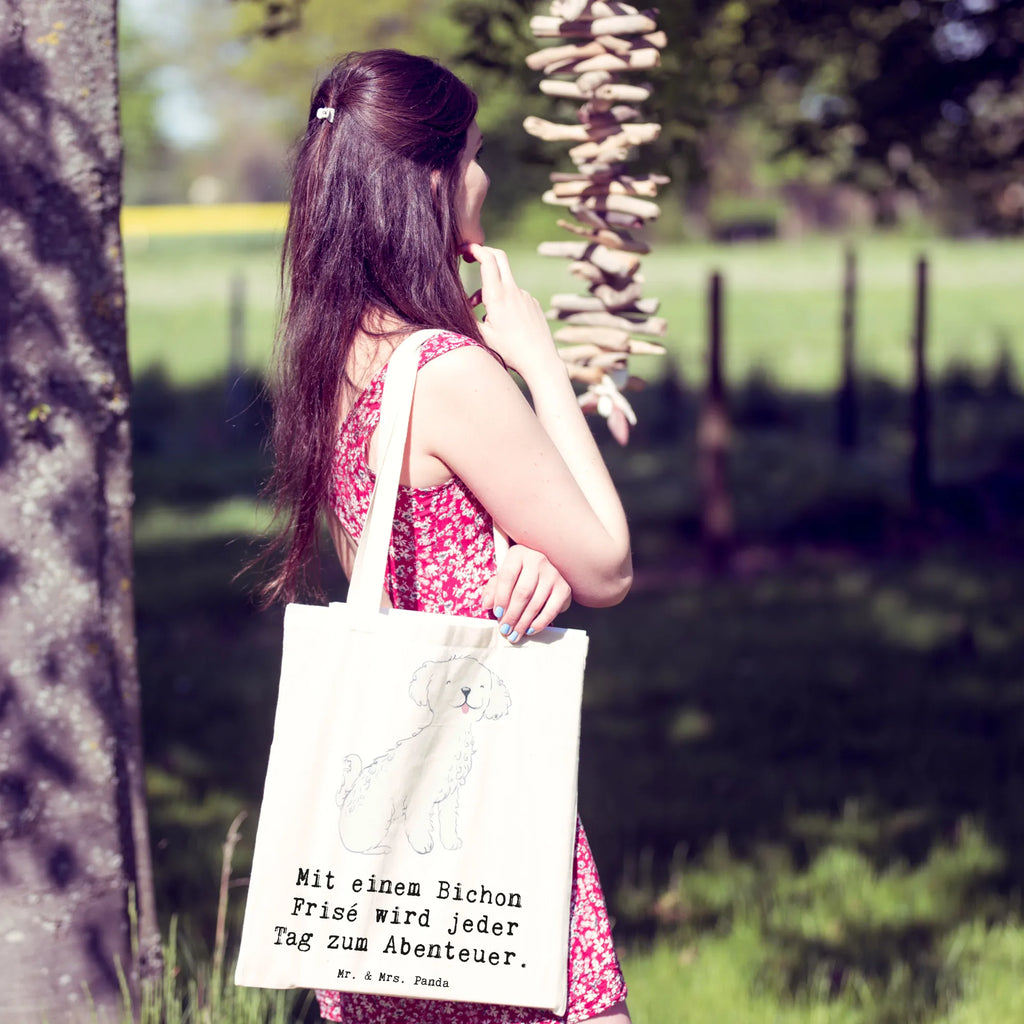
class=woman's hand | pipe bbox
[465,242,563,381]
[481,544,572,643]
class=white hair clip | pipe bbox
[315,107,335,124]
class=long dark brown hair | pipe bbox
[259,49,482,605]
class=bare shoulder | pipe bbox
[411,339,540,460]
[416,340,520,405]
[419,338,503,378]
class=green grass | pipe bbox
[618,825,1024,1024]
[125,233,1024,394]
[134,498,272,548]
[621,916,1024,1024]
[125,234,281,385]
[631,236,1024,389]
[124,230,1024,1023]
[114,917,314,1023]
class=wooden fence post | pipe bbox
[837,245,858,451]
[910,255,931,506]
[228,272,246,378]
[698,271,733,571]
[225,272,251,440]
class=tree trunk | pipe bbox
[698,271,733,572]
[910,255,931,508]
[0,1,161,1020]
[837,245,858,451]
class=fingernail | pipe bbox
[509,631,519,643]
[526,627,535,636]
[493,606,504,619]
[499,623,511,636]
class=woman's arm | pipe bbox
[409,246,632,609]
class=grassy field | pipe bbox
[125,231,1024,1023]
[124,233,1024,391]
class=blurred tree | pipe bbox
[134,0,1022,224]
[448,0,1024,232]
[229,0,309,38]
[149,0,466,202]
[227,0,460,136]
[0,0,160,1020]
[119,13,181,203]
[709,0,1024,231]
[220,0,557,223]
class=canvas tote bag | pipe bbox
[235,330,588,1015]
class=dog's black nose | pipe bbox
[461,687,471,698]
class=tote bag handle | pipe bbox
[346,329,434,617]
[346,329,510,618]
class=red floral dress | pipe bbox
[320,330,627,1024]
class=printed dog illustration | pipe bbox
[336,655,511,855]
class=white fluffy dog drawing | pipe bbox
[335,655,511,855]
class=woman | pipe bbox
[262,49,633,1024]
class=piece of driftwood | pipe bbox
[551,176,663,198]
[551,170,669,185]
[558,344,625,365]
[575,192,661,219]
[529,34,664,76]
[555,218,650,253]
[523,116,659,145]
[564,202,620,231]
[597,30,667,53]
[530,12,659,38]
[548,171,605,182]
[550,293,661,315]
[526,40,605,71]
[590,1,642,17]
[559,342,620,362]
[627,338,666,355]
[554,327,632,350]
[523,116,608,143]
[568,202,644,230]
[567,263,645,289]
[575,70,614,92]
[567,124,661,163]
[595,81,652,102]
[552,0,591,18]
[573,160,629,178]
[539,79,654,103]
[538,240,641,277]
[577,370,639,445]
[570,48,661,73]
[552,328,665,354]
[565,362,607,384]
[550,309,667,336]
[570,139,626,163]
[544,191,592,208]
[590,279,645,310]
[567,260,607,285]
[525,116,660,146]
[570,349,630,370]
[583,103,643,123]
[550,281,649,313]
[535,46,663,78]
[591,350,636,369]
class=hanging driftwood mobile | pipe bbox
[525,0,668,444]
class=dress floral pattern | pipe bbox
[322,330,627,1024]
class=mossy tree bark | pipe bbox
[0,1,160,1020]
